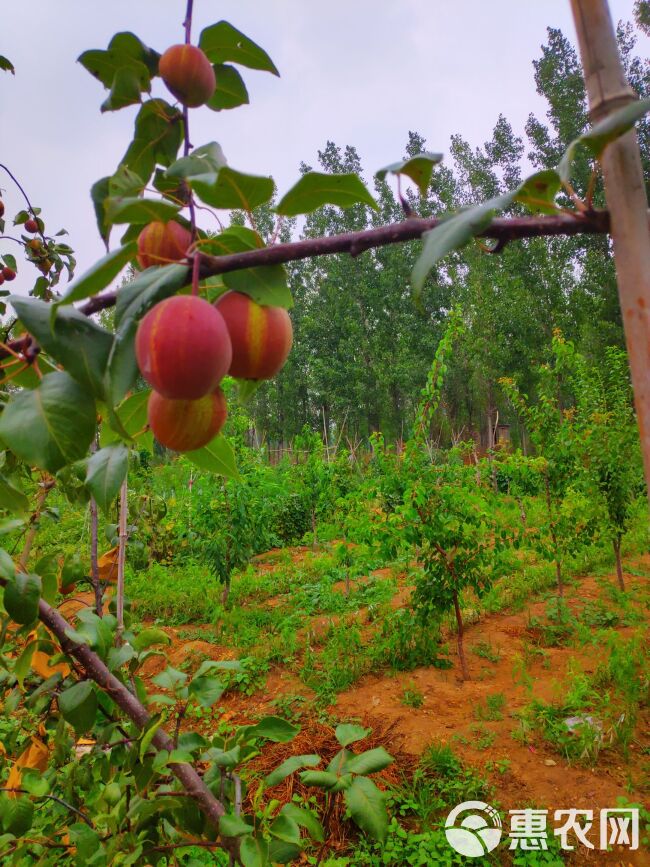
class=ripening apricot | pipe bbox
[215,291,293,380]
[148,387,227,452]
[159,44,216,108]
[24,218,39,233]
[135,295,232,400]
[137,220,192,269]
[2,267,16,281]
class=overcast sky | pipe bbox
[1,1,644,295]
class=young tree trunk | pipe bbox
[311,508,318,550]
[452,591,470,681]
[571,0,650,504]
[17,479,54,572]
[221,578,231,607]
[555,560,563,598]
[516,495,527,529]
[613,536,625,591]
[544,473,563,596]
[89,497,103,617]
[116,476,129,642]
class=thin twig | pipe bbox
[0,789,95,828]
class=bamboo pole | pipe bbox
[570,0,650,500]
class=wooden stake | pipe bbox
[571,0,650,501]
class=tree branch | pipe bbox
[0,209,621,362]
[0,573,237,858]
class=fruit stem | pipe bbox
[0,163,45,241]
[191,245,200,296]
[183,0,194,44]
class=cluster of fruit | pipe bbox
[0,199,16,283]
[135,289,292,452]
[132,40,292,452]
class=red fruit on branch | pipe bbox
[2,267,16,281]
[0,201,5,218]
[0,274,4,285]
[137,220,192,269]
[159,44,216,108]
[136,295,232,400]
[148,387,227,452]
[24,218,39,233]
[215,291,293,380]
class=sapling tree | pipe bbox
[501,333,599,596]
[401,455,509,681]
[560,340,643,590]
[397,312,509,681]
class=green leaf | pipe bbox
[188,676,225,707]
[268,839,302,864]
[335,723,370,747]
[299,770,338,789]
[109,165,145,198]
[186,435,240,480]
[152,666,188,691]
[0,55,15,75]
[166,142,228,185]
[105,317,139,408]
[344,776,388,842]
[85,444,129,513]
[78,32,159,112]
[4,573,41,625]
[57,243,137,307]
[114,263,189,326]
[121,99,183,186]
[515,169,562,214]
[0,474,29,513]
[411,192,515,294]
[139,714,164,761]
[101,389,152,450]
[107,644,135,670]
[192,166,275,212]
[0,549,14,580]
[199,21,279,75]
[0,372,96,473]
[264,754,320,788]
[11,297,114,399]
[280,803,324,843]
[237,379,263,404]
[196,225,293,306]
[224,266,292,308]
[104,197,181,226]
[219,813,253,837]
[59,681,98,733]
[3,798,34,836]
[132,627,170,652]
[343,747,393,775]
[20,768,50,797]
[240,834,269,867]
[203,744,241,768]
[560,96,650,183]
[269,813,300,845]
[247,716,299,743]
[375,152,443,196]
[207,64,250,111]
[0,518,25,536]
[276,171,379,216]
[91,177,111,244]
